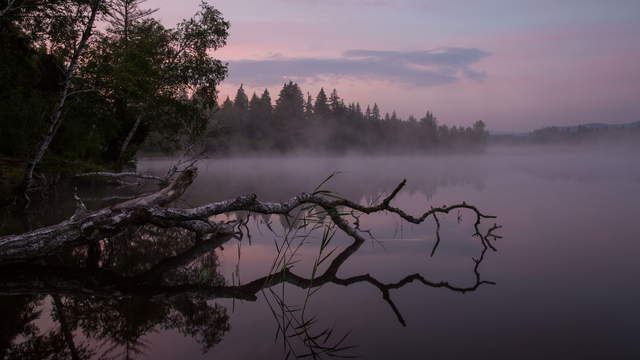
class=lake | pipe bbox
[2,146,640,359]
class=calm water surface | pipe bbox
[2,146,639,359]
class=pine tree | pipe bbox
[305,93,314,117]
[217,96,234,134]
[329,89,343,115]
[372,103,381,121]
[472,120,487,144]
[249,93,260,111]
[221,96,233,110]
[260,89,272,113]
[233,84,249,112]
[275,82,304,120]
[247,93,263,141]
[314,88,330,117]
[272,82,305,150]
[420,111,438,146]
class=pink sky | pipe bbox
[147,0,640,132]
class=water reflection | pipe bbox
[0,226,231,359]
[139,156,488,205]
[0,195,498,359]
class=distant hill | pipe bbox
[543,120,640,132]
[491,120,640,145]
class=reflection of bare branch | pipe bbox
[1,204,499,330]
[2,168,500,349]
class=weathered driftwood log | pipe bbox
[0,166,502,329]
[1,167,501,291]
[74,171,168,185]
[0,168,233,263]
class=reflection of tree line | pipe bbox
[0,227,230,359]
[176,157,487,207]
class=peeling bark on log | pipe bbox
[0,168,214,263]
[74,171,167,184]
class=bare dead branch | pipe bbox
[0,0,17,18]
[74,171,167,183]
[1,167,501,329]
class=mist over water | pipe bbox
[2,146,638,359]
[128,145,640,359]
[2,0,639,358]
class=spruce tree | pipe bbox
[314,88,330,117]
[260,89,273,113]
[329,89,343,115]
[233,84,249,112]
[372,103,381,121]
[305,93,314,117]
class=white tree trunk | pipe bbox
[119,113,143,160]
[22,0,102,198]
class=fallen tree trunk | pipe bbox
[74,171,167,184]
[0,165,502,330]
[0,167,223,263]
[1,167,501,277]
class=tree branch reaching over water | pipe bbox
[0,165,501,330]
[74,171,169,186]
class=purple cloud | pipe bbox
[227,47,490,87]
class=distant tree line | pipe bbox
[1,0,488,181]
[491,122,640,146]
[206,82,489,154]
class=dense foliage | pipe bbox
[0,0,229,168]
[209,82,489,154]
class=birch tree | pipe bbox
[22,0,104,200]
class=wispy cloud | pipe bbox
[227,47,490,87]
[278,0,390,6]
